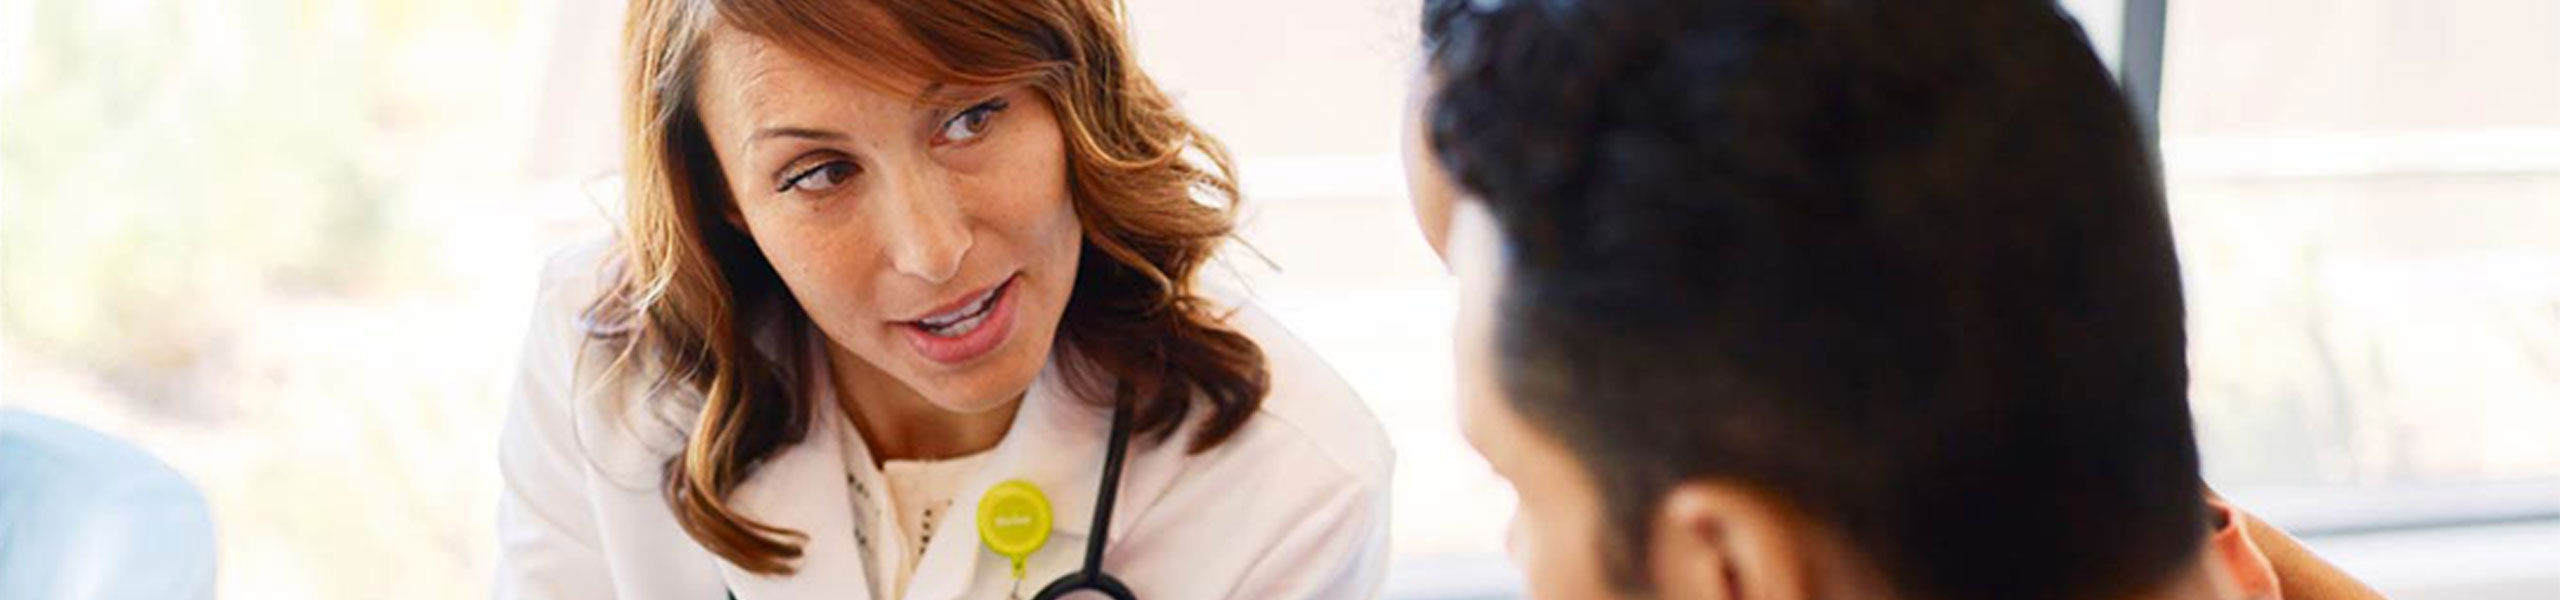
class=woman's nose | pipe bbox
[877,164,973,284]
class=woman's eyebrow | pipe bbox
[748,126,850,147]
[914,82,951,104]
[915,81,1005,108]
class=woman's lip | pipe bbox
[897,275,1020,365]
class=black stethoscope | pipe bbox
[1026,404,1136,600]
[722,405,1137,600]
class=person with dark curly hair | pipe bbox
[1401,1,2382,599]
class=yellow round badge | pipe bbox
[976,479,1053,578]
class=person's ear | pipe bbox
[1647,482,1817,600]
[1400,65,1460,266]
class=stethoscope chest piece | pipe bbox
[987,406,1139,600]
[977,479,1053,580]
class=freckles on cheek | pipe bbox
[991,167,1078,258]
[761,232,868,310]
[1046,196,1082,252]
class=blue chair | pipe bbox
[0,410,216,600]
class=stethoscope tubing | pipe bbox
[1031,403,1137,600]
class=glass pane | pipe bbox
[2161,0,2560,507]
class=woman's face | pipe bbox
[690,26,1082,414]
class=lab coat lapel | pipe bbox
[712,331,1185,600]
[715,374,878,600]
[903,361,1160,600]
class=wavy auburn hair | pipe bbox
[595,0,1268,575]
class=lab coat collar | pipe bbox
[717,334,1174,600]
[714,388,874,599]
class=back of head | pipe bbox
[1422,0,2203,598]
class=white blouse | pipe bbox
[843,410,996,598]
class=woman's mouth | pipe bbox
[897,274,1021,365]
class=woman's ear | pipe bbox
[1647,482,1822,600]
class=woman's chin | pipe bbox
[909,342,1050,415]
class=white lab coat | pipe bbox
[495,240,1395,600]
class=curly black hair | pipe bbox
[1422,1,2204,598]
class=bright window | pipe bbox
[2158,0,2560,550]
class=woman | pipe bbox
[495,1,1392,598]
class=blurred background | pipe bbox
[1,0,2553,598]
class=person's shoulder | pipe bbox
[520,234,629,395]
[1199,285,1395,486]
[511,234,683,477]
[1115,287,1392,593]
[532,235,621,322]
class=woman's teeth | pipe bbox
[915,282,1003,337]
[922,309,991,338]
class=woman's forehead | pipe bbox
[696,25,941,113]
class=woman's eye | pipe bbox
[937,98,1010,144]
[780,160,857,194]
